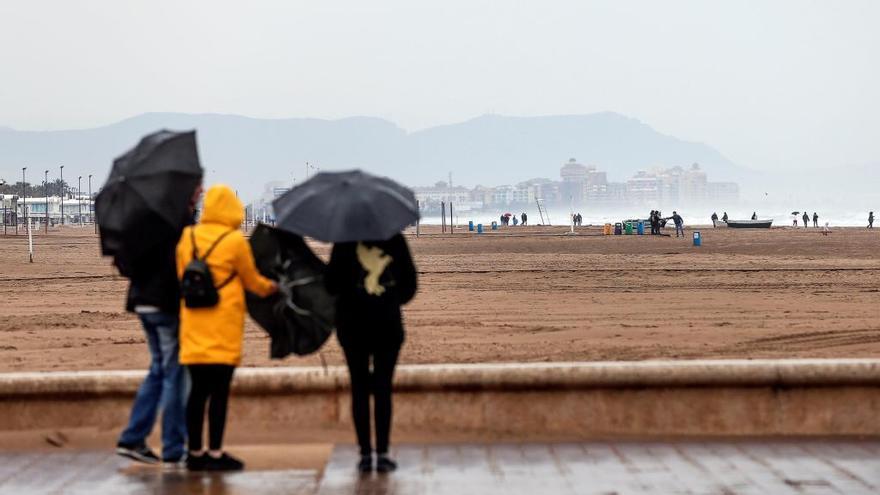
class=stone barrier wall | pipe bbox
[2,360,879,440]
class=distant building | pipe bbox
[559,158,588,204]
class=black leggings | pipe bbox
[186,364,235,452]
[342,344,401,456]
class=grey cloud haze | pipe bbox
[0,0,878,176]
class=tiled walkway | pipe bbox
[319,441,880,495]
[2,440,879,494]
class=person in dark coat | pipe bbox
[812,212,819,228]
[722,212,729,223]
[325,233,417,473]
[521,212,527,226]
[802,212,809,229]
[114,206,195,465]
[752,212,758,220]
[671,211,684,238]
[869,212,875,229]
[711,212,718,227]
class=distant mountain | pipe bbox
[0,112,743,198]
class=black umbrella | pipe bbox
[96,130,203,257]
[246,224,335,358]
[273,170,419,242]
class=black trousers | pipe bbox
[186,364,235,452]
[342,343,401,456]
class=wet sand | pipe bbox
[1,225,879,372]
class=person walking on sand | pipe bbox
[803,212,809,229]
[521,212,527,226]
[672,211,684,238]
[722,212,729,223]
[813,212,819,228]
[326,232,417,474]
[176,185,278,472]
[869,212,875,229]
[711,212,718,227]
[115,187,201,466]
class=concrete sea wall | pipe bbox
[2,360,879,440]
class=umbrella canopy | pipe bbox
[273,170,418,242]
[246,224,335,358]
[96,130,203,257]
[791,211,800,215]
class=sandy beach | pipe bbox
[1,225,879,372]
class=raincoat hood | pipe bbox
[201,184,243,228]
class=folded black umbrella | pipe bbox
[96,130,203,258]
[246,224,335,358]
[273,170,419,242]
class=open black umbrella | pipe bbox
[96,130,203,258]
[246,224,335,358]
[273,170,418,242]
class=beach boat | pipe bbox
[725,219,773,229]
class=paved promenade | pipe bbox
[1,440,878,494]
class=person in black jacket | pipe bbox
[325,233,417,473]
[114,211,192,465]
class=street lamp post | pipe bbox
[44,170,49,233]
[89,174,95,234]
[60,165,64,226]
[78,176,82,227]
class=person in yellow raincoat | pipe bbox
[176,184,277,472]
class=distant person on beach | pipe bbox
[722,212,729,223]
[802,212,809,229]
[512,216,518,226]
[576,213,583,226]
[823,222,830,235]
[711,212,718,227]
[650,210,659,235]
[813,212,819,228]
[752,212,758,220]
[792,215,798,227]
[326,232,417,473]
[499,214,505,226]
[869,212,874,229]
[176,185,278,472]
[114,185,201,466]
[672,211,684,238]
[521,212,527,226]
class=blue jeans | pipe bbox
[675,224,684,237]
[118,312,186,460]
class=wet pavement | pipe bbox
[2,440,879,494]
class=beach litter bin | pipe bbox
[693,231,702,246]
[624,222,633,235]
[477,223,483,234]
[468,221,474,232]
[603,223,612,235]
[491,221,498,230]
[614,223,623,235]
[637,221,645,235]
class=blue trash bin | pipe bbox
[693,231,702,246]
[468,221,474,232]
[637,221,645,235]
[477,223,483,234]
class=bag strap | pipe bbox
[216,270,238,290]
[191,227,235,261]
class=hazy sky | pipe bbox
[1,0,877,173]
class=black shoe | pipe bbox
[357,455,373,473]
[204,453,245,472]
[376,455,397,473]
[116,443,160,465]
[186,453,208,471]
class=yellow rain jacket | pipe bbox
[177,184,275,366]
